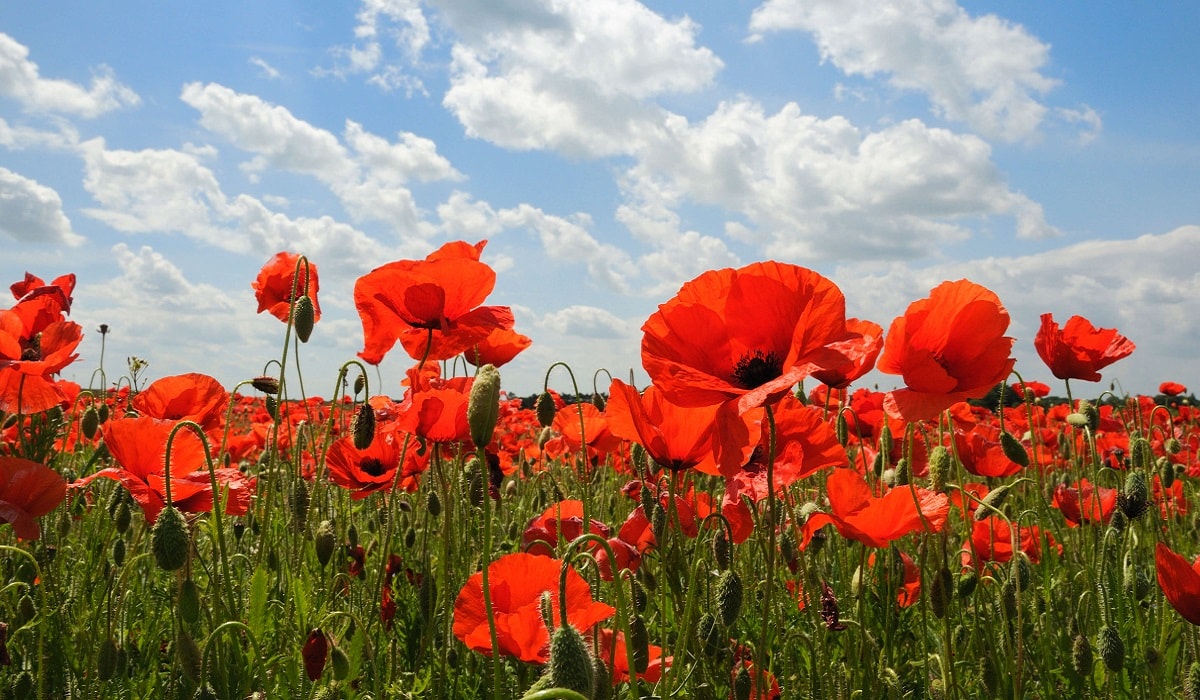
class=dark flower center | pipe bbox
[20,334,41,362]
[730,350,783,390]
[359,457,387,477]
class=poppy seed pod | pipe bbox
[151,506,189,571]
[352,403,376,450]
[974,484,1014,521]
[293,295,316,342]
[1118,470,1150,519]
[546,624,595,698]
[468,364,501,448]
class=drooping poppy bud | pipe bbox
[1118,470,1149,520]
[352,403,376,450]
[628,614,650,674]
[546,624,595,697]
[303,629,329,681]
[96,636,117,680]
[930,566,951,619]
[928,445,951,494]
[330,642,350,681]
[712,529,731,571]
[696,612,721,656]
[716,570,743,627]
[178,578,201,624]
[1072,634,1093,676]
[251,375,280,395]
[291,480,309,528]
[293,295,316,343]
[535,391,557,428]
[177,630,202,683]
[1099,624,1124,672]
[999,431,1029,468]
[151,506,190,571]
[81,406,100,440]
[974,484,1014,521]
[468,364,501,448]
[314,520,336,568]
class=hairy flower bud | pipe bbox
[1098,625,1124,672]
[1118,470,1149,519]
[697,612,721,656]
[546,624,595,698]
[251,375,280,395]
[628,614,650,674]
[716,570,744,627]
[81,406,100,440]
[314,520,336,568]
[1000,431,1030,468]
[1072,633,1093,676]
[975,484,1014,521]
[293,295,316,343]
[151,506,190,571]
[535,391,557,428]
[713,529,732,571]
[927,445,951,494]
[352,403,376,450]
[177,630,202,683]
[468,364,501,448]
[930,566,952,619]
[303,629,329,681]
[178,577,201,624]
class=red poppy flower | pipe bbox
[74,416,254,523]
[355,239,514,364]
[729,395,848,502]
[10,272,75,312]
[877,280,1016,421]
[132,373,228,434]
[0,299,84,414]
[1033,313,1134,382]
[522,500,610,556]
[326,425,426,497]
[640,262,871,415]
[1156,542,1200,626]
[963,516,1060,569]
[544,401,624,464]
[867,549,921,608]
[1011,380,1051,398]
[802,468,949,548]
[809,317,884,390]
[397,376,474,446]
[597,628,670,685]
[252,252,321,324]
[464,327,532,368]
[302,629,328,681]
[952,427,1024,478]
[1160,382,1188,397]
[0,457,67,540]
[452,552,615,663]
[1051,479,1117,527]
[605,379,759,476]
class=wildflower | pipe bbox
[0,457,67,540]
[452,552,614,663]
[1160,381,1188,397]
[802,467,949,548]
[464,327,532,368]
[131,373,228,434]
[252,252,321,324]
[640,261,871,415]
[1155,542,1200,625]
[326,425,426,497]
[0,298,84,414]
[809,317,884,391]
[355,240,514,364]
[1051,479,1117,527]
[1033,313,1135,382]
[877,280,1016,421]
[963,516,1061,569]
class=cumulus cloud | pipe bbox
[539,305,632,339]
[835,226,1200,395]
[0,33,139,117]
[747,0,1101,143]
[0,167,83,246]
[320,0,429,95]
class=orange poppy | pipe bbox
[1156,542,1200,626]
[951,426,1024,478]
[452,552,615,663]
[0,307,84,414]
[544,401,624,464]
[597,628,670,685]
[877,280,1015,421]
[640,262,870,415]
[0,457,67,540]
[963,516,1060,569]
[10,272,75,311]
[74,416,254,523]
[802,467,949,548]
[464,327,532,368]
[132,373,228,434]
[867,549,921,608]
[354,239,514,364]
[605,379,759,476]
[521,500,610,557]
[1160,381,1188,397]
[397,376,474,446]
[728,394,848,502]
[1033,313,1134,382]
[252,252,321,324]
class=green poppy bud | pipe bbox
[97,637,119,681]
[353,372,366,397]
[713,529,732,571]
[1130,436,1154,470]
[928,446,951,494]
[930,566,952,619]
[293,295,315,343]
[628,614,649,674]
[535,391,557,428]
[314,520,336,568]
[975,483,1014,521]
[546,624,595,698]
[330,642,350,681]
[352,403,376,450]
[111,537,126,567]
[696,612,721,656]
[291,480,309,529]
[468,364,501,448]
[81,406,100,440]
[151,506,190,571]
[1118,470,1149,519]
[1072,633,1093,676]
[1098,625,1124,672]
[177,630,202,683]
[178,577,201,624]
[716,570,743,627]
[1185,661,1200,700]
[733,665,752,700]
[251,375,280,395]
[1000,431,1029,468]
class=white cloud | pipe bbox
[835,225,1200,395]
[0,32,139,117]
[321,0,429,94]
[249,56,282,80]
[343,120,461,184]
[748,0,1098,143]
[0,116,79,150]
[496,203,638,293]
[0,167,83,246]
[540,305,632,339]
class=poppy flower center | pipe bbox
[20,334,41,362]
[731,350,783,390]
[359,457,387,477]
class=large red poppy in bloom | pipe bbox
[0,299,84,414]
[132,373,229,435]
[605,379,759,476]
[1160,381,1188,397]
[452,552,615,663]
[0,457,67,540]
[74,416,254,523]
[877,280,1015,422]
[252,252,321,324]
[354,240,514,364]
[1156,542,1200,626]
[326,425,426,497]
[640,262,870,415]
[1051,479,1117,527]
[464,327,532,368]
[801,467,949,548]
[809,318,884,391]
[1033,313,1134,382]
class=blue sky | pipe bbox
[2,1,1198,398]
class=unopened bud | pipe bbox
[975,484,1015,521]
[1118,470,1149,519]
[353,373,366,397]
[1000,431,1029,468]
[177,630,202,683]
[252,376,280,395]
[546,624,595,697]
[468,364,501,448]
[178,578,201,624]
[928,446,951,493]
[151,506,190,571]
[352,403,376,450]
[535,391,557,428]
[1098,624,1124,672]
[293,295,315,343]
[716,570,743,627]
[1072,633,1093,676]
[314,520,336,568]
[303,629,329,681]
[81,406,100,440]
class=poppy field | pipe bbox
[2,242,1200,699]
